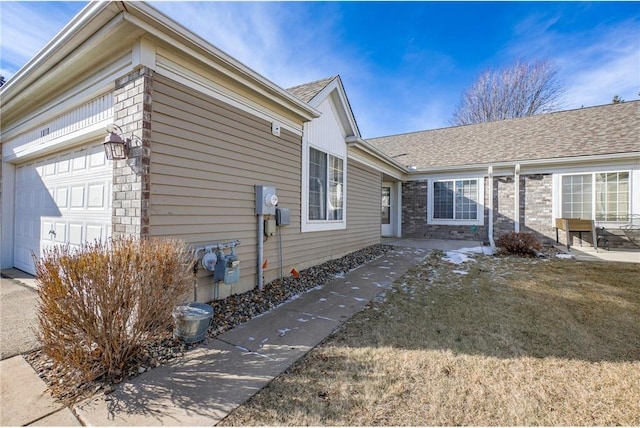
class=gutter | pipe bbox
[0,2,113,103]
[124,2,320,121]
[405,152,640,176]
[346,136,409,173]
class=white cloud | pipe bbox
[504,12,640,110]
[0,2,84,79]
[558,21,640,108]
[150,2,355,89]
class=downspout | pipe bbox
[514,164,521,233]
[257,214,264,291]
[396,181,402,238]
[487,166,496,249]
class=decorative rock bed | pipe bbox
[25,243,393,403]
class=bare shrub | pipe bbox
[35,236,194,386]
[496,232,542,257]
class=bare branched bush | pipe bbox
[496,232,542,257]
[35,237,194,385]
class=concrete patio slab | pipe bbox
[1,277,40,360]
[558,245,640,263]
[0,356,75,426]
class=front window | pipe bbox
[432,179,480,221]
[309,147,343,222]
[561,171,629,221]
[427,178,484,226]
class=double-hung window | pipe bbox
[561,171,630,221]
[304,146,346,231]
[428,178,484,225]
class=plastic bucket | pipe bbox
[172,302,213,344]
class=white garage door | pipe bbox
[14,141,113,275]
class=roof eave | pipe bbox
[1,1,320,122]
[346,136,408,172]
[407,152,640,175]
[125,2,320,121]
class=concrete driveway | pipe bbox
[1,274,40,360]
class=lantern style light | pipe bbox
[103,125,129,160]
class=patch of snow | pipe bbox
[452,270,469,275]
[443,246,493,265]
[351,286,360,290]
[278,328,291,337]
[556,254,574,259]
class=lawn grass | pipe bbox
[219,252,640,426]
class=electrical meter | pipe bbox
[255,185,278,215]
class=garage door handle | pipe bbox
[49,230,56,237]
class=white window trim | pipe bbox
[553,169,634,226]
[301,138,347,233]
[427,177,484,226]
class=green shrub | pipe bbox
[496,232,542,257]
[35,236,194,386]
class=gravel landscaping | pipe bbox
[25,243,392,403]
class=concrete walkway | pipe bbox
[1,241,442,426]
[3,238,635,426]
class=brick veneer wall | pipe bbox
[402,174,555,245]
[111,67,153,238]
[494,173,554,245]
[401,180,489,241]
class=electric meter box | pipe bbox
[276,207,290,226]
[256,185,278,215]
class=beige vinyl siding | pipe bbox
[150,75,381,300]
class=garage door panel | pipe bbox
[14,141,112,275]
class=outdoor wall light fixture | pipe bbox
[103,124,130,160]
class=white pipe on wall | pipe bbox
[488,166,496,249]
[514,164,521,233]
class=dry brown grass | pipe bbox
[219,252,640,426]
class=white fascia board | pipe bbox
[0,2,116,104]
[122,3,319,122]
[155,54,303,136]
[348,151,404,181]
[2,53,129,142]
[406,152,640,180]
[347,138,408,173]
[308,76,360,139]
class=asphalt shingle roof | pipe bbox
[368,101,639,169]
[287,76,337,103]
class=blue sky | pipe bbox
[1,1,638,138]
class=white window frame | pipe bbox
[302,141,347,232]
[427,177,484,226]
[556,170,632,225]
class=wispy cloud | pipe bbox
[151,2,357,89]
[504,10,639,109]
[0,2,85,79]
[2,2,637,137]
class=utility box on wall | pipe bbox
[256,185,278,215]
[276,207,290,226]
